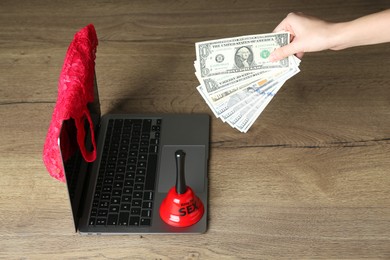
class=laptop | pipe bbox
[59,77,210,234]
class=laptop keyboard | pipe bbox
[89,118,161,227]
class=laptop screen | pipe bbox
[58,76,101,231]
[59,118,88,231]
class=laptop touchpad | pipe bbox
[157,145,206,193]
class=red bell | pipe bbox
[159,150,204,227]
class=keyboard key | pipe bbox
[117,158,127,165]
[150,138,159,145]
[105,170,114,177]
[129,216,140,226]
[91,208,98,216]
[131,208,141,215]
[142,119,152,133]
[141,210,152,218]
[132,130,141,137]
[96,218,107,226]
[116,167,125,174]
[120,145,128,151]
[107,164,115,171]
[109,205,120,213]
[114,119,123,127]
[129,145,139,152]
[141,133,150,139]
[136,168,146,175]
[98,210,108,217]
[103,178,113,185]
[129,150,138,157]
[121,139,129,145]
[112,189,122,197]
[107,214,118,225]
[132,200,142,207]
[135,176,145,183]
[118,151,128,158]
[130,137,140,143]
[123,188,133,195]
[99,201,109,208]
[137,161,146,168]
[127,165,136,172]
[134,183,144,190]
[140,218,151,226]
[127,157,137,164]
[139,147,148,153]
[122,195,132,202]
[94,191,100,199]
[102,186,112,193]
[143,191,153,200]
[95,185,102,193]
[125,172,135,179]
[140,140,149,146]
[89,217,96,225]
[145,154,157,190]
[124,119,132,127]
[108,156,117,162]
[138,154,147,160]
[120,203,131,211]
[133,191,143,199]
[113,181,123,189]
[101,193,110,200]
[111,197,121,204]
[149,145,158,154]
[124,180,134,186]
[92,200,99,208]
[118,212,130,226]
[115,173,124,180]
[142,201,153,209]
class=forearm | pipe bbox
[330,9,390,50]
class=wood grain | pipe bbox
[1,0,389,259]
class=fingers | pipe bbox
[273,16,289,33]
[269,41,300,62]
[273,21,286,33]
[271,12,308,61]
[296,52,304,59]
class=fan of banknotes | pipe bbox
[194,32,300,133]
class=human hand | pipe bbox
[269,12,335,61]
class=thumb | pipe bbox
[270,42,300,62]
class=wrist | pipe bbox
[327,22,350,51]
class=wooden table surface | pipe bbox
[1,1,389,259]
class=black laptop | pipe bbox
[59,78,210,234]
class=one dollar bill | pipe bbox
[195,32,290,78]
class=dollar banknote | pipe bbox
[197,76,273,117]
[197,59,299,117]
[234,81,285,132]
[194,32,301,132]
[226,83,281,128]
[195,70,269,94]
[220,80,280,123]
[195,32,290,78]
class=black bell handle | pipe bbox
[175,150,187,194]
